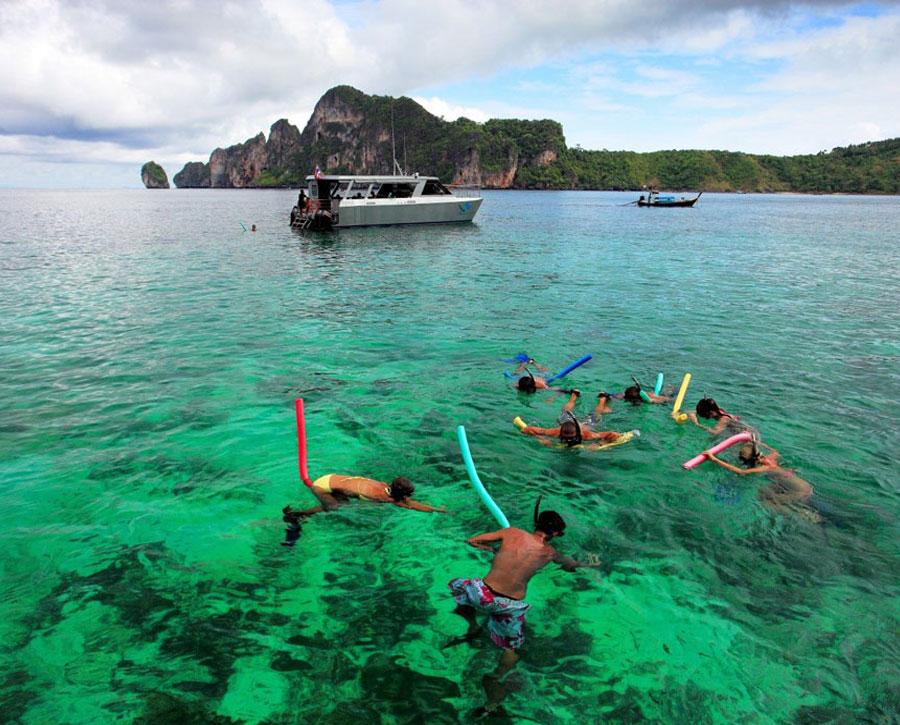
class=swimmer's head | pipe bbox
[559,419,582,446]
[516,375,537,394]
[535,510,566,538]
[696,397,722,419]
[738,443,761,466]
[623,386,643,405]
[597,391,612,400]
[388,477,415,500]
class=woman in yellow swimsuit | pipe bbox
[284,474,447,522]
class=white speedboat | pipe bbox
[289,174,482,230]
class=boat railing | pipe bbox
[451,185,482,198]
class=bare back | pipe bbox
[483,528,557,599]
[329,475,391,502]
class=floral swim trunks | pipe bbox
[448,577,531,650]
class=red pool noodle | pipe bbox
[295,398,313,487]
[682,432,754,470]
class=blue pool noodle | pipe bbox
[457,425,510,529]
[546,354,592,382]
[654,372,664,395]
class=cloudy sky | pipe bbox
[1,0,898,187]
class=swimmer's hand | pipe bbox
[688,412,698,423]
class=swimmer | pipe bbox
[251,224,257,232]
[510,359,563,394]
[446,497,601,714]
[689,396,754,436]
[703,441,822,522]
[518,390,626,449]
[282,474,447,543]
[623,385,670,406]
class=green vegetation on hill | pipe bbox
[177,85,900,193]
[140,161,169,188]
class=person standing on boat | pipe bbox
[446,498,601,715]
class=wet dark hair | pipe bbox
[696,397,722,420]
[738,443,760,466]
[388,477,415,500]
[516,369,537,394]
[533,495,565,536]
[623,386,643,405]
[597,391,612,400]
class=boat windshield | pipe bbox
[422,180,451,195]
[371,182,416,199]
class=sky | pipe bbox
[1,0,899,188]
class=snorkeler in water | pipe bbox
[510,358,570,395]
[688,395,755,436]
[446,496,601,715]
[702,440,822,522]
[622,384,670,406]
[518,390,627,449]
[281,474,447,545]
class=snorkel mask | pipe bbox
[559,411,583,447]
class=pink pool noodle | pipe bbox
[682,432,754,470]
[295,398,313,487]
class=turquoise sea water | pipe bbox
[1,188,898,723]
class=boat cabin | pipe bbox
[305,175,453,203]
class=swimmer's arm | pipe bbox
[758,441,779,455]
[466,531,504,551]
[395,499,448,513]
[688,412,715,433]
[705,453,751,474]
[520,425,556,437]
[584,430,619,442]
[552,550,602,572]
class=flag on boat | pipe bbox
[314,165,322,179]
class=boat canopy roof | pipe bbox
[303,174,440,183]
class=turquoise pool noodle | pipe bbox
[457,425,510,528]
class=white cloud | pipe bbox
[0,0,898,185]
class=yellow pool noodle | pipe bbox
[513,416,527,429]
[672,373,691,422]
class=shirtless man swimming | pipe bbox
[447,498,601,713]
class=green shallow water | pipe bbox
[1,189,898,723]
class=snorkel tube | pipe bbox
[559,410,583,447]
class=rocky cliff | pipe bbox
[170,86,900,193]
[172,86,562,189]
[141,161,169,188]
